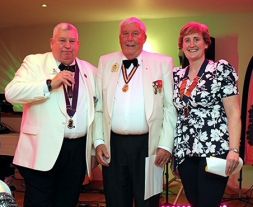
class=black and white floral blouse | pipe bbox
[173,59,239,169]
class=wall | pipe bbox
[1,13,253,92]
[0,13,253,189]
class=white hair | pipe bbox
[52,22,79,40]
[119,17,147,34]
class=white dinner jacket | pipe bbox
[5,52,97,178]
[94,51,177,162]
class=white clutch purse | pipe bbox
[205,156,243,177]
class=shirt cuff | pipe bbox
[94,139,105,149]
[158,145,172,153]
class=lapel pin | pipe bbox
[152,80,163,94]
[51,68,58,74]
[111,63,119,72]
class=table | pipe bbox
[0,133,19,181]
[0,133,19,156]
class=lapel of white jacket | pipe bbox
[44,52,66,116]
[141,51,154,121]
[76,58,94,126]
[107,53,122,118]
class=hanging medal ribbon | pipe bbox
[180,76,201,98]
[121,63,139,92]
[179,59,209,117]
[63,62,79,128]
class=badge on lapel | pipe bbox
[51,68,58,74]
[152,80,163,94]
[111,63,119,72]
[93,96,98,107]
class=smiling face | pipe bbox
[178,22,211,64]
[182,32,208,63]
[50,26,80,65]
[119,22,147,60]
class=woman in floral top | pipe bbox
[173,22,241,207]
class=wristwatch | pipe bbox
[46,79,52,92]
[229,148,239,153]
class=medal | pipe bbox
[179,59,209,118]
[68,118,75,129]
[122,84,129,92]
[121,62,139,93]
[63,61,79,130]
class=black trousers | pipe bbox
[178,156,229,207]
[0,155,15,180]
[102,132,160,207]
[17,136,87,207]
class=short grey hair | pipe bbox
[52,22,79,40]
[119,17,147,34]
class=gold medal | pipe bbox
[122,84,129,92]
[67,119,75,129]
[121,63,139,93]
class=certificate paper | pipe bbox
[205,156,243,177]
[144,155,164,200]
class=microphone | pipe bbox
[59,64,76,98]
[67,86,73,98]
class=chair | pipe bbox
[172,179,184,205]
[163,162,184,205]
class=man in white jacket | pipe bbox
[94,17,177,207]
[5,22,97,207]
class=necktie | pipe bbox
[122,58,138,69]
[58,63,76,72]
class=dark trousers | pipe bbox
[17,136,87,207]
[178,156,229,207]
[0,155,15,180]
[102,132,160,207]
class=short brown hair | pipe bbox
[178,22,211,49]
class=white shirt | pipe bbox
[44,61,88,138]
[111,56,149,135]
[63,72,88,138]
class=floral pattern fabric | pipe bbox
[173,59,239,169]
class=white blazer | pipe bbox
[5,52,97,178]
[94,51,177,162]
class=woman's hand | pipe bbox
[225,150,240,176]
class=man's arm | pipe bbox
[155,57,177,167]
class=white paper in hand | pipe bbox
[144,155,164,200]
[205,157,243,177]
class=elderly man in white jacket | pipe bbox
[5,22,97,207]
